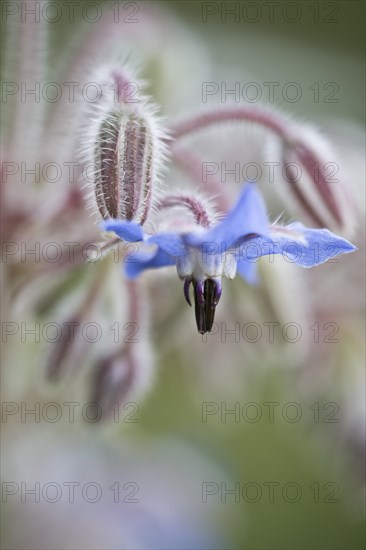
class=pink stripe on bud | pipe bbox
[283,140,343,228]
[94,111,154,222]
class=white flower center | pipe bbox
[176,248,237,280]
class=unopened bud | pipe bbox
[90,293,154,421]
[282,126,353,232]
[91,351,134,417]
[82,67,168,225]
[95,111,151,221]
[46,315,82,380]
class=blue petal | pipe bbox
[124,247,176,279]
[237,236,275,261]
[148,232,187,257]
[184,183,269,251]
[236,223,357,267]
[282,223,357,267]
[237,259,259,285]
[101,220,144,242]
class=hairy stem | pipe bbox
[169,106,291,141]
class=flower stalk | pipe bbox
[169,106,347,229]
[90,280,151,418]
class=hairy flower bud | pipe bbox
[90,351,135,415]
[81,67,168,226]
[88,279,153,419]
[90,341,154,420]
[46,314,83,380]
[94,111,151,222]
[281,125,353,232]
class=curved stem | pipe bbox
[170,108,343,226]
[158,194,211,227]
[169,106,292,142]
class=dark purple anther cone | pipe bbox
[183,277,222,334]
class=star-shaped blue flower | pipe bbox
[102,183,356,333]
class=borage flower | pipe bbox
[102,184,356,334]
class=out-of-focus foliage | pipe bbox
[1,1,365,549]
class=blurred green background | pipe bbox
[1,1,365,549]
